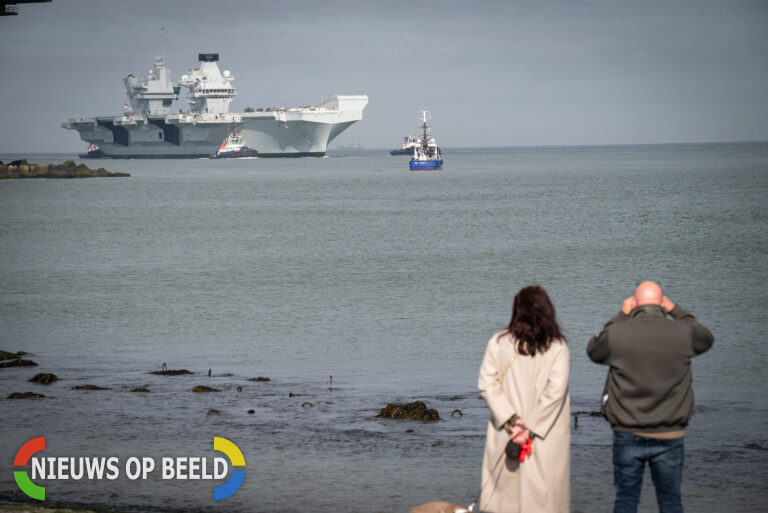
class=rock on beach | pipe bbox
[149,369,193,375]
[0,349,27,360]
[8,392,46,399]
[192,385,220,393]
[0,159,130,179]
[377,401,441,421]
[28,373,59,384]
[0,359,38,368]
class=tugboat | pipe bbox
[78,144,106,159]
[209,132,258,159]
[409,110,442,171]
[390,133,420,155]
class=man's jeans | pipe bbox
[612,431,685,513]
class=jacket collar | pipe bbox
[629,304,667,318]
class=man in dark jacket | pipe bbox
[587,281,714,513]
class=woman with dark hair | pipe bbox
[478,285,570,513]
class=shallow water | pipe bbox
[1,144,767,512]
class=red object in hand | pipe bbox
[519,438,532,462]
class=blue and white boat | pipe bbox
[409,110,442,170]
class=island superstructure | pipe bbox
[63,53,368,158]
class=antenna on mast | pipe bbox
[418,108,431,147]
[161,25,166,61]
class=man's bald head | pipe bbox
[634,281,663,307]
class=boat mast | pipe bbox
[419,109,430,149]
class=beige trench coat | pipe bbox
[478,332,570,513]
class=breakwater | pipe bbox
[0,160,129,179]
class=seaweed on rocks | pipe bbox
[248,377,271,382]
[572,410,604,430]
[0,349,27,360]
[8,392,46,399]
[0,359,38,368]
[28,373,59,384]
[0,160,130,179]
[129,387,150,393]
[192,386,220,393]
[71,385,111,391]
[376,401,441,421]
[149,369,192,375]
[572,410,604,417]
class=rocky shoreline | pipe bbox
[0,160,129,179]
[1,351,445,422]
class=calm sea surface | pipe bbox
[1,143,767,512]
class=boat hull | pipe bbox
[409,159,443,170]
[64,95,368,159]
[390,148,413,155]
[78,149,107,159]
[209,148,259,159]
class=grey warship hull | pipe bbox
[65,101,365,158]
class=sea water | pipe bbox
[1,143,766,512]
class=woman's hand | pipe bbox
[513,428,530,444]
[508,418,530,443]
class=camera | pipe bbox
[505,439,521,461]
[505,437,533,462]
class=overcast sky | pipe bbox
[1,0,767,152]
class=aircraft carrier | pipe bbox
[62,53,368,158]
